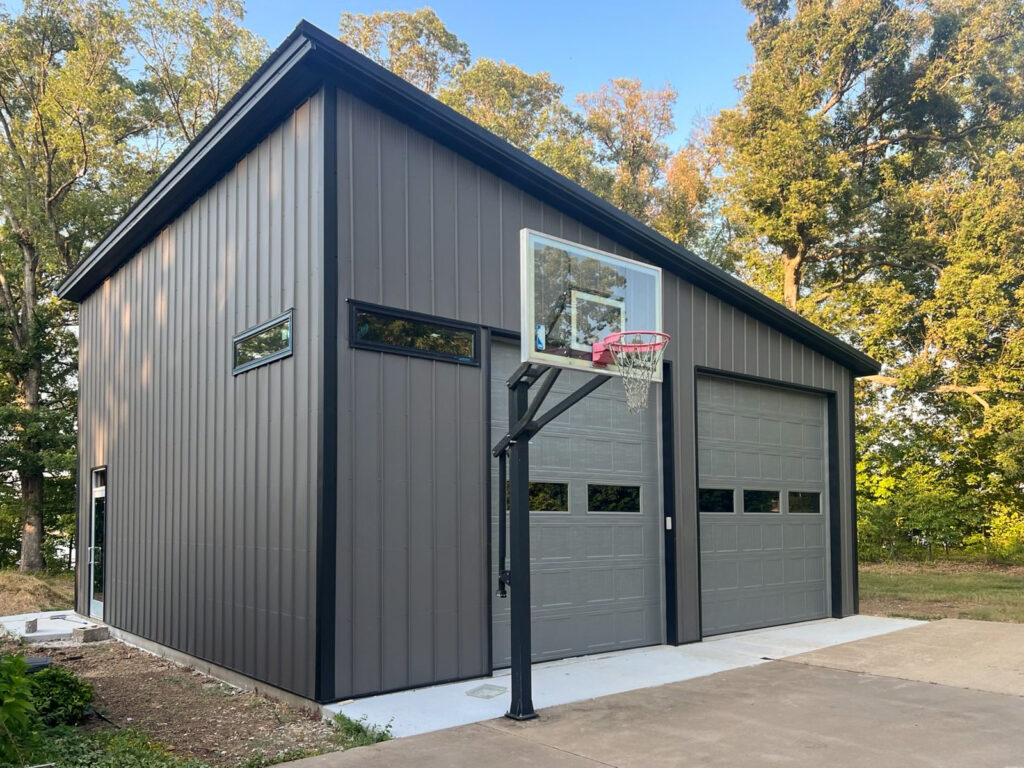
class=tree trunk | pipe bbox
[19,469,44,571]
[782,248,803,312]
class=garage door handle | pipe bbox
[665,517,673,531]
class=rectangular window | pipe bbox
[699,488,734,513]
[233,310,293,374]
[789,491,821,514]
[505,481,569,512]
[350,301,479,365]
[743,489,780,513]
[587,484,641,513]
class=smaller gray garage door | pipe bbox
[491,343,663,666]
[697,375,829,636]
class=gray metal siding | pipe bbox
[332,87,858,696]
[663,281,858,642]
[75,93,324,698]
[331,91,659,698]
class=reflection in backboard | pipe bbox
[520,229,663,380]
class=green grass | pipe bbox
[859,562,1024,623]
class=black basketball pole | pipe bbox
[505,377,536,720]
[493,363,610,723]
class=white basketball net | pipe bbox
[606,332,671,414]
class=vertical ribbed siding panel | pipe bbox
[330,87,862,696]
[74,94,323,699]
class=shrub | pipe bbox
[40,728,213,767]
[333,712,392,748]
[0,654,40,765]
[30,665,94,726]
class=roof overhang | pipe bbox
[58,21,881,377]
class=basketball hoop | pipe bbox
[592,331,671,413]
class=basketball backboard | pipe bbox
[520,229,664,381]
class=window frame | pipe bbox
[232,309,294,375]
[348,300,481,366]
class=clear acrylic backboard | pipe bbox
[520,229,664,381]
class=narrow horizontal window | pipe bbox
[350,301,479,365]
[233,311,293,374]
[789,491,821,514]
[699,488,734,513]
[505,481,569,512]
[588,484,640,513]
[743,489,780,513]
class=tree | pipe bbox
[439,58,603,188]
[577,78,677,223]
[712,0,1024,553]
[0,0,264,570]
[339,8,469,95]
[130,0,267,146]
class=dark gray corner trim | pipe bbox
[848,376,860,614]
[58,19,880,377]
[315,85,339,703]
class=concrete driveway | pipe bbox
[295,619,1024,767]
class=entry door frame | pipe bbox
[691,367,846,637]
[89,466,107,620]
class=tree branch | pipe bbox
[861,375,1006,410]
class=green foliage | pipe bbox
[339,8,469,95]
[340,7,710,248]
[0,654,40,765]
[332,712,392,748]
[30,666,94,726]
[0,0,264,569]
[33,728,213,768]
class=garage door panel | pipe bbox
[491,342,662,666]
[699,375,829,636]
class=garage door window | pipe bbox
[588,484,641,513]
[699,488,734,513]
[505,481,569,512]
[788,491,821,514]
[743,489,780,513]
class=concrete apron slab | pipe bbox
[0,610,98,643]
[325,615,922,738]
[788,618,1024,697]
[299,662,1024,768]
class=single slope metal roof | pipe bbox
[58,21,880,376]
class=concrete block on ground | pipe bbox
[72,625,109,643]
[24,618,37,634]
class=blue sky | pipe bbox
[244,1,755,147]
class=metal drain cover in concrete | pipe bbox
[466,684,507,699]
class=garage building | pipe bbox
[58,22,880,704]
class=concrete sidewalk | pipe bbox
[294,619,1024,767]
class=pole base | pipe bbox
[505,709,539,721]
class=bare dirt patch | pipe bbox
[0,569,75,615]
[20,640,342,766]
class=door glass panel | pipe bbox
[587,484,641,512]
[505,481,569,512]
[92,494,105,604]
[743,489,780,513]
[789,491,821,514]
[699,488,734,513]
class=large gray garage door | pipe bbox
[697,375,829,636]
[491,342,662,666]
